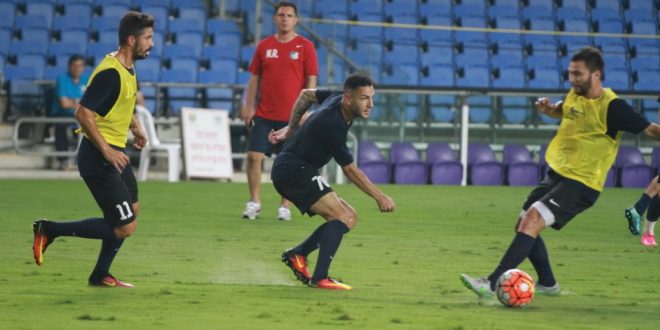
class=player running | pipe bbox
[32,11,154,288]
[269,73,395,290]
[460,47,660,298]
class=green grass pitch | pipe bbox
[0,179,658,329]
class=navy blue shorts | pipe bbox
[272,163,333,217]
[248,116,288,155]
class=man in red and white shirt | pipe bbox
[240,1,318,221]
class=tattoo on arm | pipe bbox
[288,90,318,133]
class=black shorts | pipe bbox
[272,164,333,217]
[248,116,288,155]
[78,138,138,226]
[522,171,599,230]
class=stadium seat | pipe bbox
[624,9,655,22]
[206,18,240,35]
[168,18,205,34]
[207,59,238,83]
[384,1,418,18]
[503,144,540,186]
[420,14,452,46]
[62,2,93,18]
[500,96,530,124]
[455,41,489,67]
[526,0,555,10]
[171,0,205,9]
[457,65,490,89]
[383,44,417,66]
[178,7,206,21]
[419,0,451,18]
[14,15,51,30]
[202,45,240,62]
[427,143,462,185]
[0,2,16,29]
[151,31,164,57]
[349,18,384,43]
[91,16,120,32]
[9,79,43,116]
[204,87,234,113]
[468,143,504,186]
[490,16,523,44]
[420,64,454,87]
[4,65,42,80]
[174,31,204,58]
[86,42,117,58]
[493,65,526,89]
[24,2,54,27]
[592,0,621,10]
[387,64,420,85]
[634,69,660,92]
[604,68,630,91]
[420,44,453,66]
[9,40,47,56]
[240,45,256,68]
[616,146,652,188]
[138,57,161,82]
[455,16,488,44]
[350,0,383,17]
[469,106,491,123]
[385,16,419,45]
[98,29,119,44]
[135,105,182,182]
[528,67,561,90]
[453,1,486,19]
[390,142,428,184]
[48,41,86,58]
[491,41,525,67]
[559,17,591,45]
[100,4,130,18]
[141,5,169,32]
[358,141,390,184]
[54,15,91,31]
[163,44,198,60]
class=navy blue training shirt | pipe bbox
[272,90,353,180]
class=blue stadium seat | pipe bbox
[602,53,629,71]
[492,39,524,65]
[161,68,199,115]
[62,2,93,21]
[469,107,492,123]
[493,65,526,89]
[0,28,11,56]
[25,2,54,27]
[590,8,620,21]
[522,5,555,20]
[96,0,132,5]
[455,16,488,44]
[205,87,234,113]
[14,15,51,29]
[384,1,417,17]
[419,0,451,18]
[454,2,486,19]
[524,17,557,44]
[349,42,384,66]
[150,30,164,57]
[9,79,43,115]
[92,16,120,32]
[389,64,420,85]
[141,5,169,32]
[350,0,383,17]
[592,0,621,10]
[385,16,419,45]
[500,96,530,124]
[240,45,256,69]
[199,67,236,84]
[457,65,491,88]
[168,18,205,34]
[420,14,452,46]
[178,7,206,21]
[163,44,198,60]
[4,65,43,80]
[171,0,205,9]
[624,9,655,22]
[207,18,240,35]
[488,4,520,18]
[174,31,204,58]
[49,41,86,57]
[383,44,417,66]
[349,14,383,43]
[429,94,456,122]
[208,59,238,82]
[211,32,242,54]
[455,41,489,67]
[313,0,348,16]
[138,58,161,82]
[20,28,50,45]
[169,58,198,76]
[202,45,239,63]
[526,51,559,70]
[634,69,660,92]
[629,19,658,35]
[100,4,131,19]
[134,0,171,7]
[10,40,47,56]
[420,45,453,66]
[98,29,119,44]
[53,14,92,30]
[556,6,588,20]
[604,68,631,90]
[0,56,4,72]
[559,17,591,45]
[631,54,659,72]
[420,64,454,87]
[16,53,46,75]
[0,2,16,29]
[490,16,523,43]
[43,65,64,81]
[528,67,561,89]
[86,42,116,58]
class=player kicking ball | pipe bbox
[32,12,154,288]
[269,73,395,290]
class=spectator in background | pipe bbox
[240,1,318,221]
[50,55,89,170]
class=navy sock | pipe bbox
[89,238,125,283]
[487,232,536,290]
[51,218,116,240]
[647,195,660,222]
[291,222,331,256]
[634,193,651,216]
[312,220,350,282]
[527,235,556,287]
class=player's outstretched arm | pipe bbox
[643,123,660,140]
[535,97,563,119]
[75,105,129,172]
[342,163,395,212]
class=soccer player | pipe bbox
[270,73,395,290]
[461,47,660,298]
[624,176,660,246]
[31,11,154,288]
[240,1,318,221]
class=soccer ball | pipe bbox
[496,269,535,308]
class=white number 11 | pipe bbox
[115,201,133,221]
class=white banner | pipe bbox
[180,107,233,180]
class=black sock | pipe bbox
[527,235,556,287]
[89,238,125,283]
[51,218,116,240]
[487,232,536,290]
[634,193,651,216]
[647,195,660,222]
[290,222,331,256]
[312,220,350,282]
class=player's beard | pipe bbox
[133,44,151,61]
[572,75,592,96]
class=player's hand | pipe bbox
[535,97,559,115]
[131,127,148,150]
[240,106,255,131]
[376,194,395,212]
[102,147,130,173]
[268,126,289,144]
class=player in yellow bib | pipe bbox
[461,47,660,298]
[31,12,154,288]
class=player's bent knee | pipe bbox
[114,221,137,239]
[518,205,548,236]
